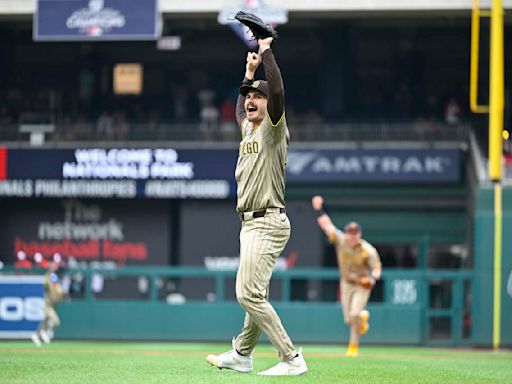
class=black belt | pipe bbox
[239,208,285,221]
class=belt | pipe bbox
[239,207,285,221]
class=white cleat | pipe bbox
[258,348,308,376]
[206,338,253,373]
[40,330,51,344]
[31,333,42,348]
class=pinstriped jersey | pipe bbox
[235,113,289,212]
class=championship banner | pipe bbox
[0,276,44,339]
[34,0,160,41]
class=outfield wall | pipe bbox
[472,187,512,347]
[55,301,422,344]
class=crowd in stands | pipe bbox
[0,83,472,142]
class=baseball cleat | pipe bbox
[40,330,51,344]
[345,343,359,358]
[31,333,42,348]
[206,338,253,373]
[360,310,370,335]
[257,348,307,376]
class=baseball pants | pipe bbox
[234,210,297,362]
[38,304,60,333]
[341,280,370,344]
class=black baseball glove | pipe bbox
[234,11,279,40]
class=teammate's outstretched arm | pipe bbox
[236,51,261,127]
[258,37,284,125]
[312,195,337,243]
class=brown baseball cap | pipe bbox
[344,221,362,233]
[240,80,269,97]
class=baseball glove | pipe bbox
[359,276,376,290]
[235,11,279,40]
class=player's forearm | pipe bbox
[236,77,252,126]
[236,94,245,126]
[318,213,337,241]
[261,49,284,123]
[325,224,338,243]
[370,266,382,281]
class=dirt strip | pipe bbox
[1,348,511,360]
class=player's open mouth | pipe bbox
[247,105,257,112]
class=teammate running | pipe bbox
[312,195,382,357]
[31,258,64,347]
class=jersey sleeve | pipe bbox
[329,229,346,246]
[261,49,284,125]
[367,244,382,270]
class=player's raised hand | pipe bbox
[312,195,324,211]
[246,52,261,75]
[317,214,331,230]
[258,37,273,54]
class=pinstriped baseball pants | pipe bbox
[234,210,297,362]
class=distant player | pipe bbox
[31,258,64,347]
[206,37,307,376]
[312,195,382,357]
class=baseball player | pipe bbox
[206,37,307,376]
[312,195,382,357]
[31,259,64,347]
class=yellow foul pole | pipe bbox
[489,0,504,350]
[489,0,504,182]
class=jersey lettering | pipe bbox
[240,141,259,156]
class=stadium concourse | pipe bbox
[0,2,511,380]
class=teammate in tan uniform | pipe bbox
[207,37,307,376]
[312,195,382,357]
[31,260,64,347]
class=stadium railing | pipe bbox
[0,121,470,143]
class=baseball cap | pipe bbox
[344,221,362,234]
[240,80,269,97]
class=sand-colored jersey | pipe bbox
[331,230,381,284]
[235,113,289,212]
[44,271,63,306]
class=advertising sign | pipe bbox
[286,149,460,183]
[0,276,45,339]
[0,148,235,199]
[0,147,460,200]
[0,199,170,267]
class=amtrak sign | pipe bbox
[286,149,460,182]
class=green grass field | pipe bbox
[1,341,511,384]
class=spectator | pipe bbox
[444,97,461,125]
[200,101,219,140]
[15,250,32,269]
[113,111,129,141]
[96,111,114,139]
[219,97,237,141]
[0,106,12,125]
